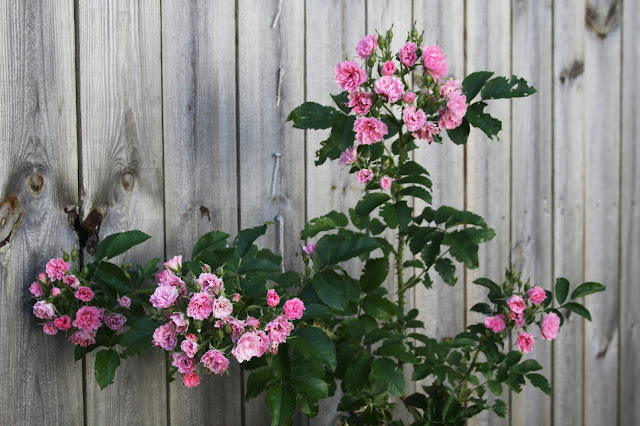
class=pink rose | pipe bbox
[404,91,416,104]
[246,316,260,329]
[29,281,45,298]
[183,372,201,388]
[104,313,127,331]
[172,352,197,374]
[62,275,80,289]
[38,272,48,283]
[412,121,440,143]
[374,75,404,103]
[356,34,377,59]
[541,312,561,341]
[200,349,229,375]
[215,317,246,343]
[50,287,61,297]
[150,285,179,309]
[334,61,367,93]
[43,322,58,336]
[54,315,72,331]
[197,272,223,296]
[516,331,535,353]
[399,42,418,67]
[484,314,506,333]
[381,61,396,76]
[380,176,393,190]
[74,286,94,302]
[152,323,178,351]
[232,293,241,302]
[232,330,270,363]
[354,117,388,145]
[346,91,373,116]
[156,270,187,296]
[423,45,448,82]
[527,286,547,305]
[265,315,294,344]
[73,306,102,333]
[169,312,189,334]
[302,242,316,258]
[164,255,182,271]
[507,295,526,314]
[33,301,56,320]
[438,92,467,130]
[356,169,374,184]
[439,79,462,98]
[266,289,280,308]
[187,292,214,320]
[117,295,131,309]
[403,105,427,132]
[212,297,233,319]
[283,298,305,320]
[69,329,96,347]
[339,147,358,165]
[510,311,525,328]
[45,258,70,281]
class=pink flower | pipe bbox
[104,313,127,331]
[164,255,182,271]
[181,338,198,358]
[187,292,214,320]
[172,352,197,374]
[484,314,506,333]
[302,243,316,258]
[374,75,404,103]
[380,176,393,190]
[403,105,427,132]
[354,117,388,145]
[516,331,535,353]
[246,316,260,328]
[265,315,294,344]
[197,273,223,296]
[169,312,189,334]
[267,289,280,308]
[54,315,72,331]
[117,295,131,309]
[33,301,56,320]
[507,295,526,314]
[29,281,45,298]
[69,329,96,347]
[45,258,70,281]
[510,311,525,328]
[74,286,94,302]
[212,297,233,319]
[346,91,373,116]
[200,349,229,375]
[439,79,462,98]
[356,169,374,184]
[334,61,367,92]
[404,91,417,104]
[38,272,48,283]
[283,298,305,320]
[356,34,377,59]
[339,147,358,165]
[156,270,187,296]
[412,121,440,143]
[43,322,58,336]
[381,61,397,76]
[232,330,270,363]
[50,287,61,297]
[541,312,561,341]
[231,293,241,303]
[438,92,467,130]
[62,275,80,289]
[183,372,200,388]
[527,286,547,305]
[150,285,179,309]
[399,42,418,67]
[152,323,178,351]
[73,306,103,333]
[423,45,448,82]
[215,317,246,342]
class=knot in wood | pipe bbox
[121,171,135,192]
[28,173,44,195]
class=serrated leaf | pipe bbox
[290,366,329,400]
[360,257,389,292]
[493,399,507,418]
[368,218,386,235]
[488,380,503,396]
[462,71,495,101]
[555,277,570,304]
[120,317,162,358]
[470,303,493,315]
[348,207,370,230]
[527,373,551,395]
[361,295,395,321]
[94,230,151,261]
[94,349,121,390]
[398,160,429,176]
[331,91,350,114]
[344,355,374,392]
[246,369,272,400]
[94,262,133,294]
[312,270,349,311]
[302,303,336,320]
[374,343,418,364]
[570,282,606,299]
[234,224,268,257]
[444,230,480,268]
[562,302,592,321]
[446,118,470,145]
[481,75,537,100]
[266,384,296,426]
[473,277,503,298]
[301,211,348,239]
[435,257,457,286]
[330,114,357,151]
[370,358,405,397]
[354,192,391,216]
[314,231,379,269]
[466,102,502,140]
[380,201,413,232]
[192,231,230,260]
[289,327,337,371]
[398,186,432,204]
[513,359,543,373]
[286,101,339,129]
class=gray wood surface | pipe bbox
[0,1,83,425]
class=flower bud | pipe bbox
[368,56,376,68]
[62,252,69,262]
[411,28,418,39]
[81,266,89,277]
[71,248,78,262]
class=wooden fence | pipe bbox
[0,0,637,425]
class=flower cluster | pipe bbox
[149,256,305,387]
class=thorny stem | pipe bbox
[455,336,486,399]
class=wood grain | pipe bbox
[77,1,166,424]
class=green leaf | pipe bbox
[466,102,502,140]
[370,358,405,397]
[315,135,342,166]
[435,257,457,286]
[349,207,370,230]
[120,317,162,358]
[331,91,350,114]
[481,75,537,99]
[289,327,337,371]
[513,359,543,374]
[301,211,349,239]
[570,282,606,300]
[444,230,479,268]
[473,278,502,298]
[246,369,272,400]
[398,160,429,176]
[462,71,495,102]
[368,218,386,235]
[94,230,151,261]
[446,118,470,145]
[360,257,389,292]
[234,224,268,257]
[562,302,592,321]
[302,303,336,320]
[286,102,339,129]
[361,295,396,321]
[266,383,296,426]
[374,343,418,364]
[312,270,349,311]
[344,355,374,392]
[290,366,329,400]
[527,373,551,395]
[380,201,412,231]
[488,381,503,396]
[330,114,357,151]
[398,174,432,188]
[397,186,432,204]
[504,351,523,367]
[94,262,133,294]
[354,193,391,216]
[555,277,570,304]
[470,302,493,315]
[314,231,379,269]
[493,399,507,418]
[382,115,399,140]
[192,231,230,260]
[94,349,121,390]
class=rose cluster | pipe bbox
[149,256,305,388]
[30,256,131,347]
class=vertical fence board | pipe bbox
[620,0,640,424]
[465,2,511,426]
[0,1,82,424]
[237,0,305,423]
[582,1,621,425]
[161,1,242,425]
[78,1,166,424]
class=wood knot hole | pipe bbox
[199,205,211,221]
[121,172,135,192]
[28,173,44,194]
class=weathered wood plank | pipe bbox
[0,1,82,424]
[161,1,242,424]
[510,1,553,425]
[464,2,511,426]
[237,0,305,423]
[77,1,166,425]
[620,0,640,424]
[582,1,621,425]
[551,1,586,425]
